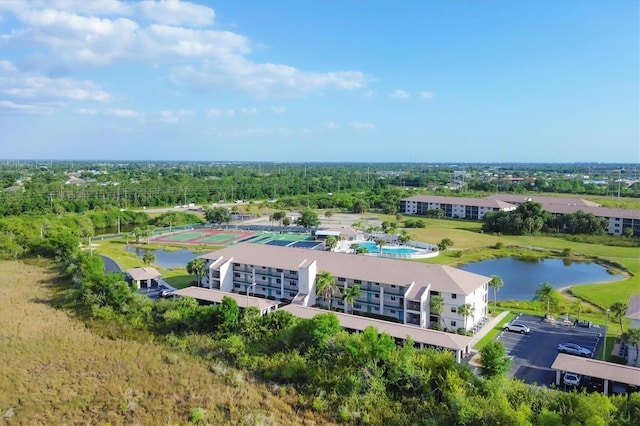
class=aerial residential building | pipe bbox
[399,195,516,220]
[199,243,490,332]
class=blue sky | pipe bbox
[0,0,638,163]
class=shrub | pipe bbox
[494,242,504,249]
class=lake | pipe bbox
[458,257,624,300]
[125,246,200,269]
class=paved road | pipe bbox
[100,255,122,273]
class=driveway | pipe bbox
[498,313,605,387]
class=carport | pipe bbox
[552,353,640,394]
[171,286,280,316]
[126,267,162,289]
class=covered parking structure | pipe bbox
[552,353,640,394]
[281,304,472,363]
[170,286,280,316]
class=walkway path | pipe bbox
[470,310,510,349]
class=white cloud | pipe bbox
[105,108,140,118]
[270,106,285,113]
[1,2,367,97]
[389,89,410,99]
[419,91,434,99]
[76,108,98,115]
[138,0,215,27]
[325,121,340,129]
[0,99,57,114]
[207,108,235,118]
[350,121,375,130]
[0,60,111,104]
[240,107,258,115]
[152,108,194,123]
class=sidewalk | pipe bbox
[470,310,510,349]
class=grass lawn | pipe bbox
[473,311,515,351]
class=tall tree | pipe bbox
[534,282,558,317]
[610,302,628,334]
[205,206,232,228]
[488,275,504,312]
[296,209,320,229]
[142,251,155,266]
[315,270,341,311]
[325,235,338,252]
[458,303,475,331]
[623,327,640,367]
[342,285,362,314]
[375,238,386,254]
[398,229,411,245]
[187,257,207,286]
[429,295,445,329]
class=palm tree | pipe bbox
[142,251,155,266]
[187,257,207,286]
[571,300,583,323]
[610,302,628,334]
[398,229,411,245]
[534,282,556,317]
[458,303,475,331]
[375,238,386,254]
[623,327,640,366]
[325,235,338,252]
[488,275,504,312]
[315,270,341,311]
[342,285,362,314]
[429,295,445,330]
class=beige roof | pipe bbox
[171,286,280,311]
[627,295,640,321]
[281,304,472,351]
[126,267,161,281]
[200,243,490,296]
[552,353,640,386]
[403,195,515,209]
[486,194,601,207]
[541,205,640,220]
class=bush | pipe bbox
[494,242,504,249]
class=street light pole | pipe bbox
[246,282,256,310]
[603,309,610,361]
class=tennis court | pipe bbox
[151,229,256,245]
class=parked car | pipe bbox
[557,343,592,357]
[563,373,581,387]
[503,321,530,334]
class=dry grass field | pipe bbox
[0,261,332,426]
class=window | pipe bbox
[354,304,362,309]
[451,294,457,299]
[234,272,240,278]
[233,283,240,288]
[262,276,266,281]
[354,279,361,284]
[276,268,283,272]
[391,285,396,288]
[233,263,240,267]
[391,296,396,301]
[374,294,379,298]
[430,291,440,296]
[451,321,457,327]
[391,309,396,313]
[289,292,296,297]
[289,280,296,285]
[289,270,297,275]
[451,307,457,313]
[338,277,346,282]
[276,279,281,284]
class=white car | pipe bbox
[563,373,581,387]
[503,322,530,334]
[557,343,592,357]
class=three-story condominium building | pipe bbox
[399,195,516,220]
[200,243,490,332]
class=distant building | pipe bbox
[399,195,516,220]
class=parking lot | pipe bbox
[497,313,606,388]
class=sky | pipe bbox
[0,0,638,163]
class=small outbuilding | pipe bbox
[126,267,162,289]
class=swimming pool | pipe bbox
[357,242,420,255]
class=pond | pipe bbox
[125,246,200,269]
[458,257,624,301]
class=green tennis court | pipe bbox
[161,232,204,241]
[198,233,239,243]
[260,233,313,243]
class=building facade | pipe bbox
[399,195,516,220]
[200,243,490,331]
